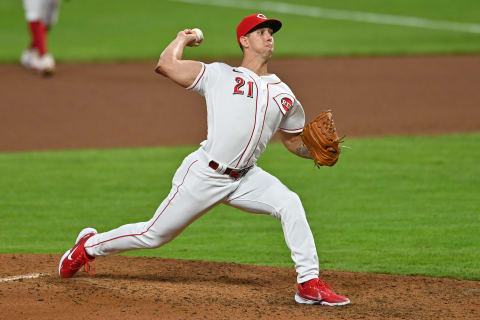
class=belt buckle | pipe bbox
[235,166,252,180]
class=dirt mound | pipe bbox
[1,254,479,320]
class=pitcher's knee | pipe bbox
[277,191,305,216]
[142,229,176,248]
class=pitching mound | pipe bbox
[1,254,479,319]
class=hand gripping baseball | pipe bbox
[182,28,204,47]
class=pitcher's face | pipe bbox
[244,27,275,58]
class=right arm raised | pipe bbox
[154,29,203,88]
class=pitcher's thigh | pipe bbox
[226,167,304,218]
[146,158,231,243]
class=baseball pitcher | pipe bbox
[58,13,349,306]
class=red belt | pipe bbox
[208,161,252,180]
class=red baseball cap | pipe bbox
[236,13,282,46]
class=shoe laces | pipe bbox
[82,250,96,277]
[70,248,96,277]
[316,279,332,291]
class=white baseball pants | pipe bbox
[84,148,319,283]
[23,0,60,26]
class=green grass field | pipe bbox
[1,0,479,282]
[1,133,479,280]
[1,0,480,62]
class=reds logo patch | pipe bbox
[281,97,293,112]
[257,14,267,19]
[273,93,295,116]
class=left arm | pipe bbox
[279,131,312,159]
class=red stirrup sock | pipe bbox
[28,21,47,56]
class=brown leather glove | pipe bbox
[300,110,342,167]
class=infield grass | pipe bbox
[1,0,480,62]
[1,133,479,280]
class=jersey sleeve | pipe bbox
[186,62,221,96]
[279,99,305,133]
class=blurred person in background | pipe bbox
[21,0,60,76]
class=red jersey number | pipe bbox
[233,77,254,98]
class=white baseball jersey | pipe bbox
[188,62,305,169]
[84,62,319,284]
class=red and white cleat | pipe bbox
[20,48,38,69]
[58,228,97,278]
[31,53,55,77]
[295,278,350,306]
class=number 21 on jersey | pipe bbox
[233,77,254,98]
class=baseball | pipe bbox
[192,28,204,43]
